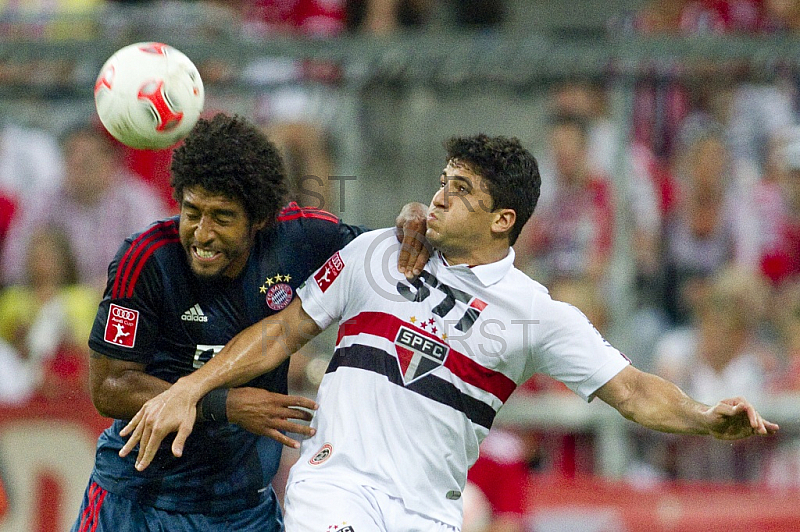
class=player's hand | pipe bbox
[226,387,317,448]
[118,380,201,471]
[395,202,431,279]
[705,397,779,440]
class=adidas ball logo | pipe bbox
[181,303,208,322]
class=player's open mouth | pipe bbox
[193,246,220,261]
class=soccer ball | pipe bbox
[94,42,204,150]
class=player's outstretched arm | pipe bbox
[594,365,779,439]
[118,298,321,470]
[395,201,431,279]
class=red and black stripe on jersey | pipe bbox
[111,219,179,299]
[277,202,339,224]
[329,311,517,430]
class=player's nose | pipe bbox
[194,215,216,242]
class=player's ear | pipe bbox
[251,218,269,234]
[491,208,516,237]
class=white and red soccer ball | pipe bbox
[94,42,204,150]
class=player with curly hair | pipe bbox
[71,113,428,531]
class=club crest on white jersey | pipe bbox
[394,326,450,384]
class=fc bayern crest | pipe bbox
[266,283,293,311]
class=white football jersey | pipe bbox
[289,229,629,527]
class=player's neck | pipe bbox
[440,245,509,268]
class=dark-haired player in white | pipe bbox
[120,134,778,531]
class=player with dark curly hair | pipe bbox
[71,113,428,532]
[170,114,288,227]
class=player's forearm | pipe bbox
[173,299,317,401]
[614,371,711,435]
[90,356,171,420]
[595,366,712,436]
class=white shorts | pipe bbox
[284,479,460,532]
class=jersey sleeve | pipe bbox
[276,203,368,274]
[87,226,168,364]
[297,229,387,330]
[527,295,630,402]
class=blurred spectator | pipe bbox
[609,0,760,168]
[117,141,179,213]
[241,0,345,37]
[517,113,614,286]
[223,0,347,211]
[0,121,63,206]
[760,0,800,32]
[0,337,31,404]
[263,121,336,210]
[649,266,777,482]
[548,79,620,182]
[549,78,665,287]
[0,191,15,271]
[609,0,721,160]
[762,278,800,489]
[706,0,767,33]
[465,428,530,532]
[0,225,97,404]
[768,278,800,392]
[725,76,796,185]
[345,0,433,35]
[660,127,754,324]
[0,120,168,288]
[759,133,800,284]
[622,0,727,34]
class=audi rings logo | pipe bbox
[104,303,139,349]
[112,307,137,321]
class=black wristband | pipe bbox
[198,388,229,423]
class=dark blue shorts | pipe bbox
[71,480,283,532]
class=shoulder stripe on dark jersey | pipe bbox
[337,311,517,403]
[327,344,498,430]
[277,202,339,224]
[112,220,179,299]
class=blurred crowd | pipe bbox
[2,0,800,530]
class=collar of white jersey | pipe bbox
[435,247,515,287]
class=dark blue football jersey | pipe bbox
[86,203,365,514]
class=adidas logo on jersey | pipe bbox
[181,304,208,322]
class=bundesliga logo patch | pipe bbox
[314,252,344,293]
[104,303,139,348]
